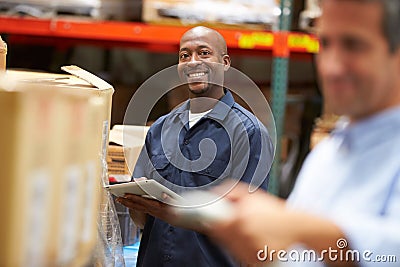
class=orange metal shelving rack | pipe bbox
[0,15,318,55]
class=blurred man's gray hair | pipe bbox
[381,0,400,52]
[317,0,400,52]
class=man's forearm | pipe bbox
[292,211,358,267]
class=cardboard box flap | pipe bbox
[1,67,114,92]
[109,125,149,148]
[109,125,149,175]
[61,65,113,91]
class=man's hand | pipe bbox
[117,193,207,232]
[205,182,299,263]
[205,182,347,265]
[115,177,177,228]
[116,193,173,223]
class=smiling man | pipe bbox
[117,26,273,266]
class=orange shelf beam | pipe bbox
[0,16,319,54]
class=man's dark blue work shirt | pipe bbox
[133,90,273,267]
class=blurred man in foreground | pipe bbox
[207,0,400,266]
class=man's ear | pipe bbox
[222,54,231,71]
[396,47,400,68]
[394,47,400,77]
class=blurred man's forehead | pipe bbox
[317,0,384,34]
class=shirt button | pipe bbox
[183,139,189,145]
[163,255,171,261]
[205,168,211,174]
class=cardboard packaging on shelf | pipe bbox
[0,0,101,17]
[0,0,141,20]
[99,0,142,21]
[299,0,321,33]
[107,125,149,249]
[0,36,6,71]
[142,0,280,30]
[0,66,114,267]
[108,125,149,182]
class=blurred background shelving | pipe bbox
[0,16,318,54]
[0,0,322,197]
[0,1,327,265]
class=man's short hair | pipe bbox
[380,0,400,52]
[319,0,400,52]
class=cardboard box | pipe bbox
[99,0,142,21]
[142,0,279,30]
[108,125,149,182]
[0,85,63,267]
[0,36,6,71]
[0,66,114,267]
[108,145,130,175]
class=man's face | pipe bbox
[177,30,230,97]
[317,0,400,121]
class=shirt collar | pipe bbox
[204,89,235,121]
[173,89,235,125]
[331,106,400,151]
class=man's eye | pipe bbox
[343,38,367,52]
[180,53,189,60]
[199,50,211,56]
[319,37,329,50]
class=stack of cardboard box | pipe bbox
[0,66,113,267]
[107,145,130,178]
[0,36,6,71]
[142,0,280,30]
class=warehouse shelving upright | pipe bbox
[269,0,295,195]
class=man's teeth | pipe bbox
[188,72,206,78]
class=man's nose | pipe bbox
[318,47,346,77]
[187,53,202,67]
